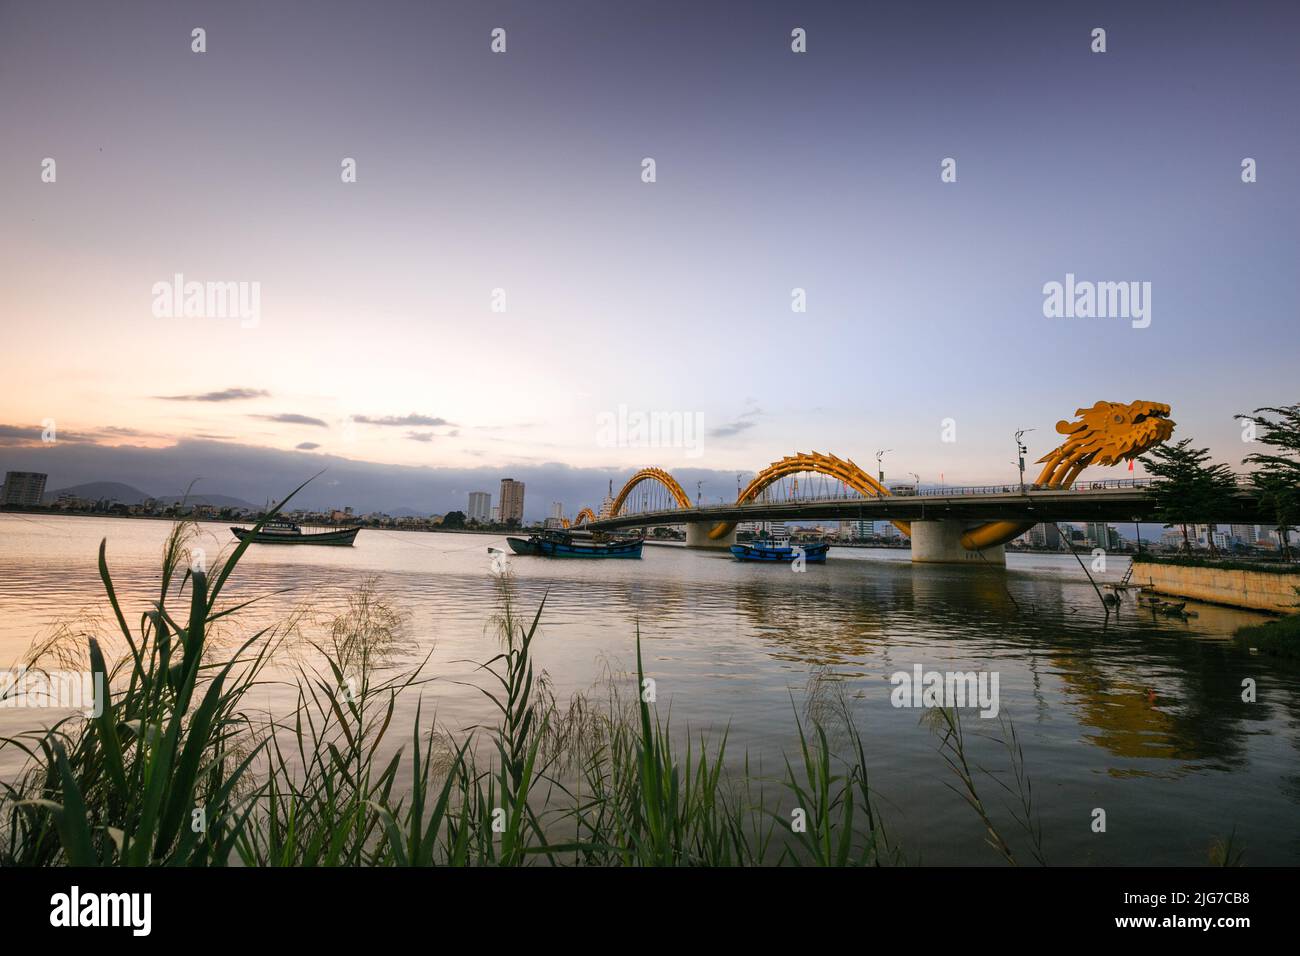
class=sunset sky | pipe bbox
[2,0,1297,515]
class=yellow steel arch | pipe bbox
[609,467,693,517]
[708,451,908,540]
[572,507,596,527]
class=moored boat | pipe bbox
[231,519,359,546]
[505,529,643,558]
[730,540,829,563]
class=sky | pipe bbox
[2,0,1297,517]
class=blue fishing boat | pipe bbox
[730,540,829,563]
[505,529,644,558]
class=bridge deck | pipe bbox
[587,487,1266,531]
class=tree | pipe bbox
[441,510,466,530]
[1239,403,1300,560]
[1138,438,1238,553]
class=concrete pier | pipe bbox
[909,520,1006,566]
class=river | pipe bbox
[1,513,1296,865]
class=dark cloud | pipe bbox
[0,424,43,441]
[0,437,742,521]
[251,414,329,428]
[295,442,321,450]
[353,414,453,427]
[157,388,270,402]
[0,424,103,445]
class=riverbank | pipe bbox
[1235,614,1300,659]
[1131,554,1300,613]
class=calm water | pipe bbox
[2,513,1297,865]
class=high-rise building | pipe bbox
[499,479,525,525]
[468,491,491,523]
[2,471,47,507]
[549,502,563,520]
[1193,524,1229,550]
[1085,522,1111,549]
[1230,524,1258,545]
[1028,523,1061,549]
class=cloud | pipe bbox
[709,420,757,438]
[296,442,321,450]
[709,406,763,439]
[405,431,434,442]
[251,414,329,428]
[352,413,453,427]
[0,424,105,446]
[156,388,270,402]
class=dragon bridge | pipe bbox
[601,400,1175,556]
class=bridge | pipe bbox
[569,401,1267,565]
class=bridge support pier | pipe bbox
[685,523,736,549]
[909,520,1006,566]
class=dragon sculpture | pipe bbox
[937,400,1175,550]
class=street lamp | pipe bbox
[1014,429,1035,492]
[875,449,892,486]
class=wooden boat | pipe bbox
[231,519,359,546]
[730,541,830,563]
[505,529,643,558]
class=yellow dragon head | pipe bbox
[1035,400,1174,485]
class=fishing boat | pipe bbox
[230,519,359,546]
[730,540,830,563]
[505,528,643,558]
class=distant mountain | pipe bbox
[43,481,258,510]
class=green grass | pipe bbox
[0,486,1049,867]
[1234,614,1300,659]
[1133,552,1300,574]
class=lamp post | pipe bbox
[1014,428,1034,492]
[876,449,892,487]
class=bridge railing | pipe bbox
[916,477,1159,496]
[603,474,1258,518]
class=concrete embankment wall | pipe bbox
[1133,562,1300,613]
